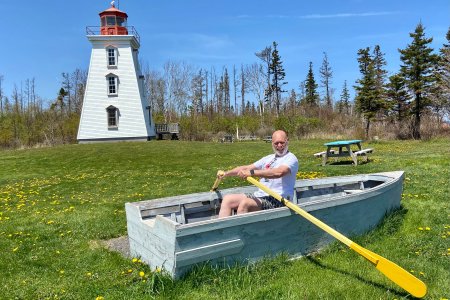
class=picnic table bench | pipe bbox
[315,140,373,166]
[238,135,257,141]
[263,136,272,143]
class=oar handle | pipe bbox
[211,170,225,191]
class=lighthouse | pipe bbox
[77,2,155,143]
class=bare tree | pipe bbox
[71,69,87,114]
[233,65,239,115]
[255,46,272,112]
[245,63,266,118]
[319,52,333,108]
[163,61,193,119]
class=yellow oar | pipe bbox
[211,170,225,191]
[247,176,427,298]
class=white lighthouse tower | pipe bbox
[77,2,155,143]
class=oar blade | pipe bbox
[364,248,427,298]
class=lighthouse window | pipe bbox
[107,48,117,66]
[106,16,116,26]
[117,17,125,26]
[107,76,118,95]
[106,106,118,128]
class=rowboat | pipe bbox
[125,171,404,278]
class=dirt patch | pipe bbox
[101,236,131,258]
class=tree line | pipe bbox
[0,23,449,148]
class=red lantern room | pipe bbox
[99,2,128,35]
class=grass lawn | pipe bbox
[0,138,449,299]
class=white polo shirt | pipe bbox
[252,151,299,200]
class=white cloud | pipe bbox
[300,11,401,19]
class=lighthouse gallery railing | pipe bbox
[85,26,140,43]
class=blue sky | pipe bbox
[1,0,449,104]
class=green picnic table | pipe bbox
[315,140,373,166]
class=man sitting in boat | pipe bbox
[217,130,299,218]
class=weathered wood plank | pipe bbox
[175,238,244,267]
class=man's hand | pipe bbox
[237,169,251,179]
[217,170,226,179]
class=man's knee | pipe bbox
[237,197,261,213]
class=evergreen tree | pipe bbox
[269,41,287,117]
[337,80,351,114]
[372,45,388,114]
[399,22,438,139]
[354,47,383,138]
[287,89,297,115]
[319,52,333,108]
[433,26,450,118]
[304,62,319,106]
[386,74,411,121]
[191,70,205,116]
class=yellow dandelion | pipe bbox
[127,269,133,273]
[139,271,145,277]
[86,272,92,277]
[155,267,161,273]
[418,227,423,231]
[12,247,19,252]
[95,296,104,300]
[425,227,431,231]
[59,270,65,274]
[132,258,138,263]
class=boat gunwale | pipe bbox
[125,171,404,235]
[174,172,403,234]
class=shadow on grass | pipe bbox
[324,160,371,166]
[304,255,412,298]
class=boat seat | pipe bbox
[344,189,364,194]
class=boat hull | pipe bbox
[125,171,404,278]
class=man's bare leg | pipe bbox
[218,194,261,218]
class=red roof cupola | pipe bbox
[99,2,128,35]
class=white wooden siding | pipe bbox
[77,35,155,142]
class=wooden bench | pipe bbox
[354,148,373,162]
[313,149,336,158]
[263,136,272,143]
[354,148,373,156]
[239,135,257,141]
[221,135,233,143]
